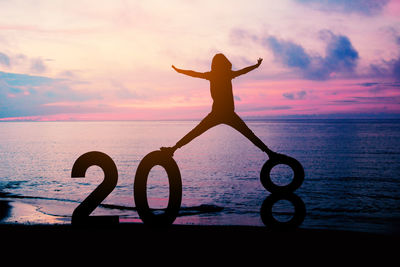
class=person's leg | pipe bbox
[225,113,276,157]
[161,113,220,155]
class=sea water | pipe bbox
[0,120,399,234]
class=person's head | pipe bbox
[211,53,232,72]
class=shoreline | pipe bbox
[1,199,398,237]
[1,199,399,259]
[1,197,399,250]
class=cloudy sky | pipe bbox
[0,0,399,120]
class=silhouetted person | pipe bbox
[161,53,278,158]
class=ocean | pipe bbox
[0,119,399,234]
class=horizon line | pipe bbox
[1,114,400,122]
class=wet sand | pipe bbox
[0,199,398,260]
[1,222,398,263]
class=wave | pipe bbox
[305,176,400,184]
[100,204,224,217]
[179,204,224,216]
[0,191,224,217]
[0,191,78,203]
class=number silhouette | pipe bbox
[260,154,304,194]
[260,192,306,230]
[71,151,119,225]
[134,150,182,227]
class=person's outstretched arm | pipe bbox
[232,58,262,78]
[172,65,208,79]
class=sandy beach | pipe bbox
[1,220,398,264]
[1,198,398,260]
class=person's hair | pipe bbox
[211,53,232,72]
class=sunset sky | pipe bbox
[0,0,399,121]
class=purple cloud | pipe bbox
[0,71,101,118]
[296,0,390,16]
[369,37,400,81]
[283,90,307,100]
[0,52,10,67]
[30,58,47,73]
[264,30,359,80]
[265,37,311,69]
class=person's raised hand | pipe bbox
[257,58,263,66]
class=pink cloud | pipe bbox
[385,0,400,16]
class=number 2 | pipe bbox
[71,151,119,225]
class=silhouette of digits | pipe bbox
[134,150,182,227]
[260,154,304,194]
[71,151,119,226]
[260,192,306,230]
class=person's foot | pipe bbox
[160,146,176,157]
[266,149,285,160]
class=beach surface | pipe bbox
[1,199,398,260]
[1,220,398,264]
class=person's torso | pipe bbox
[208,71,235,113]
